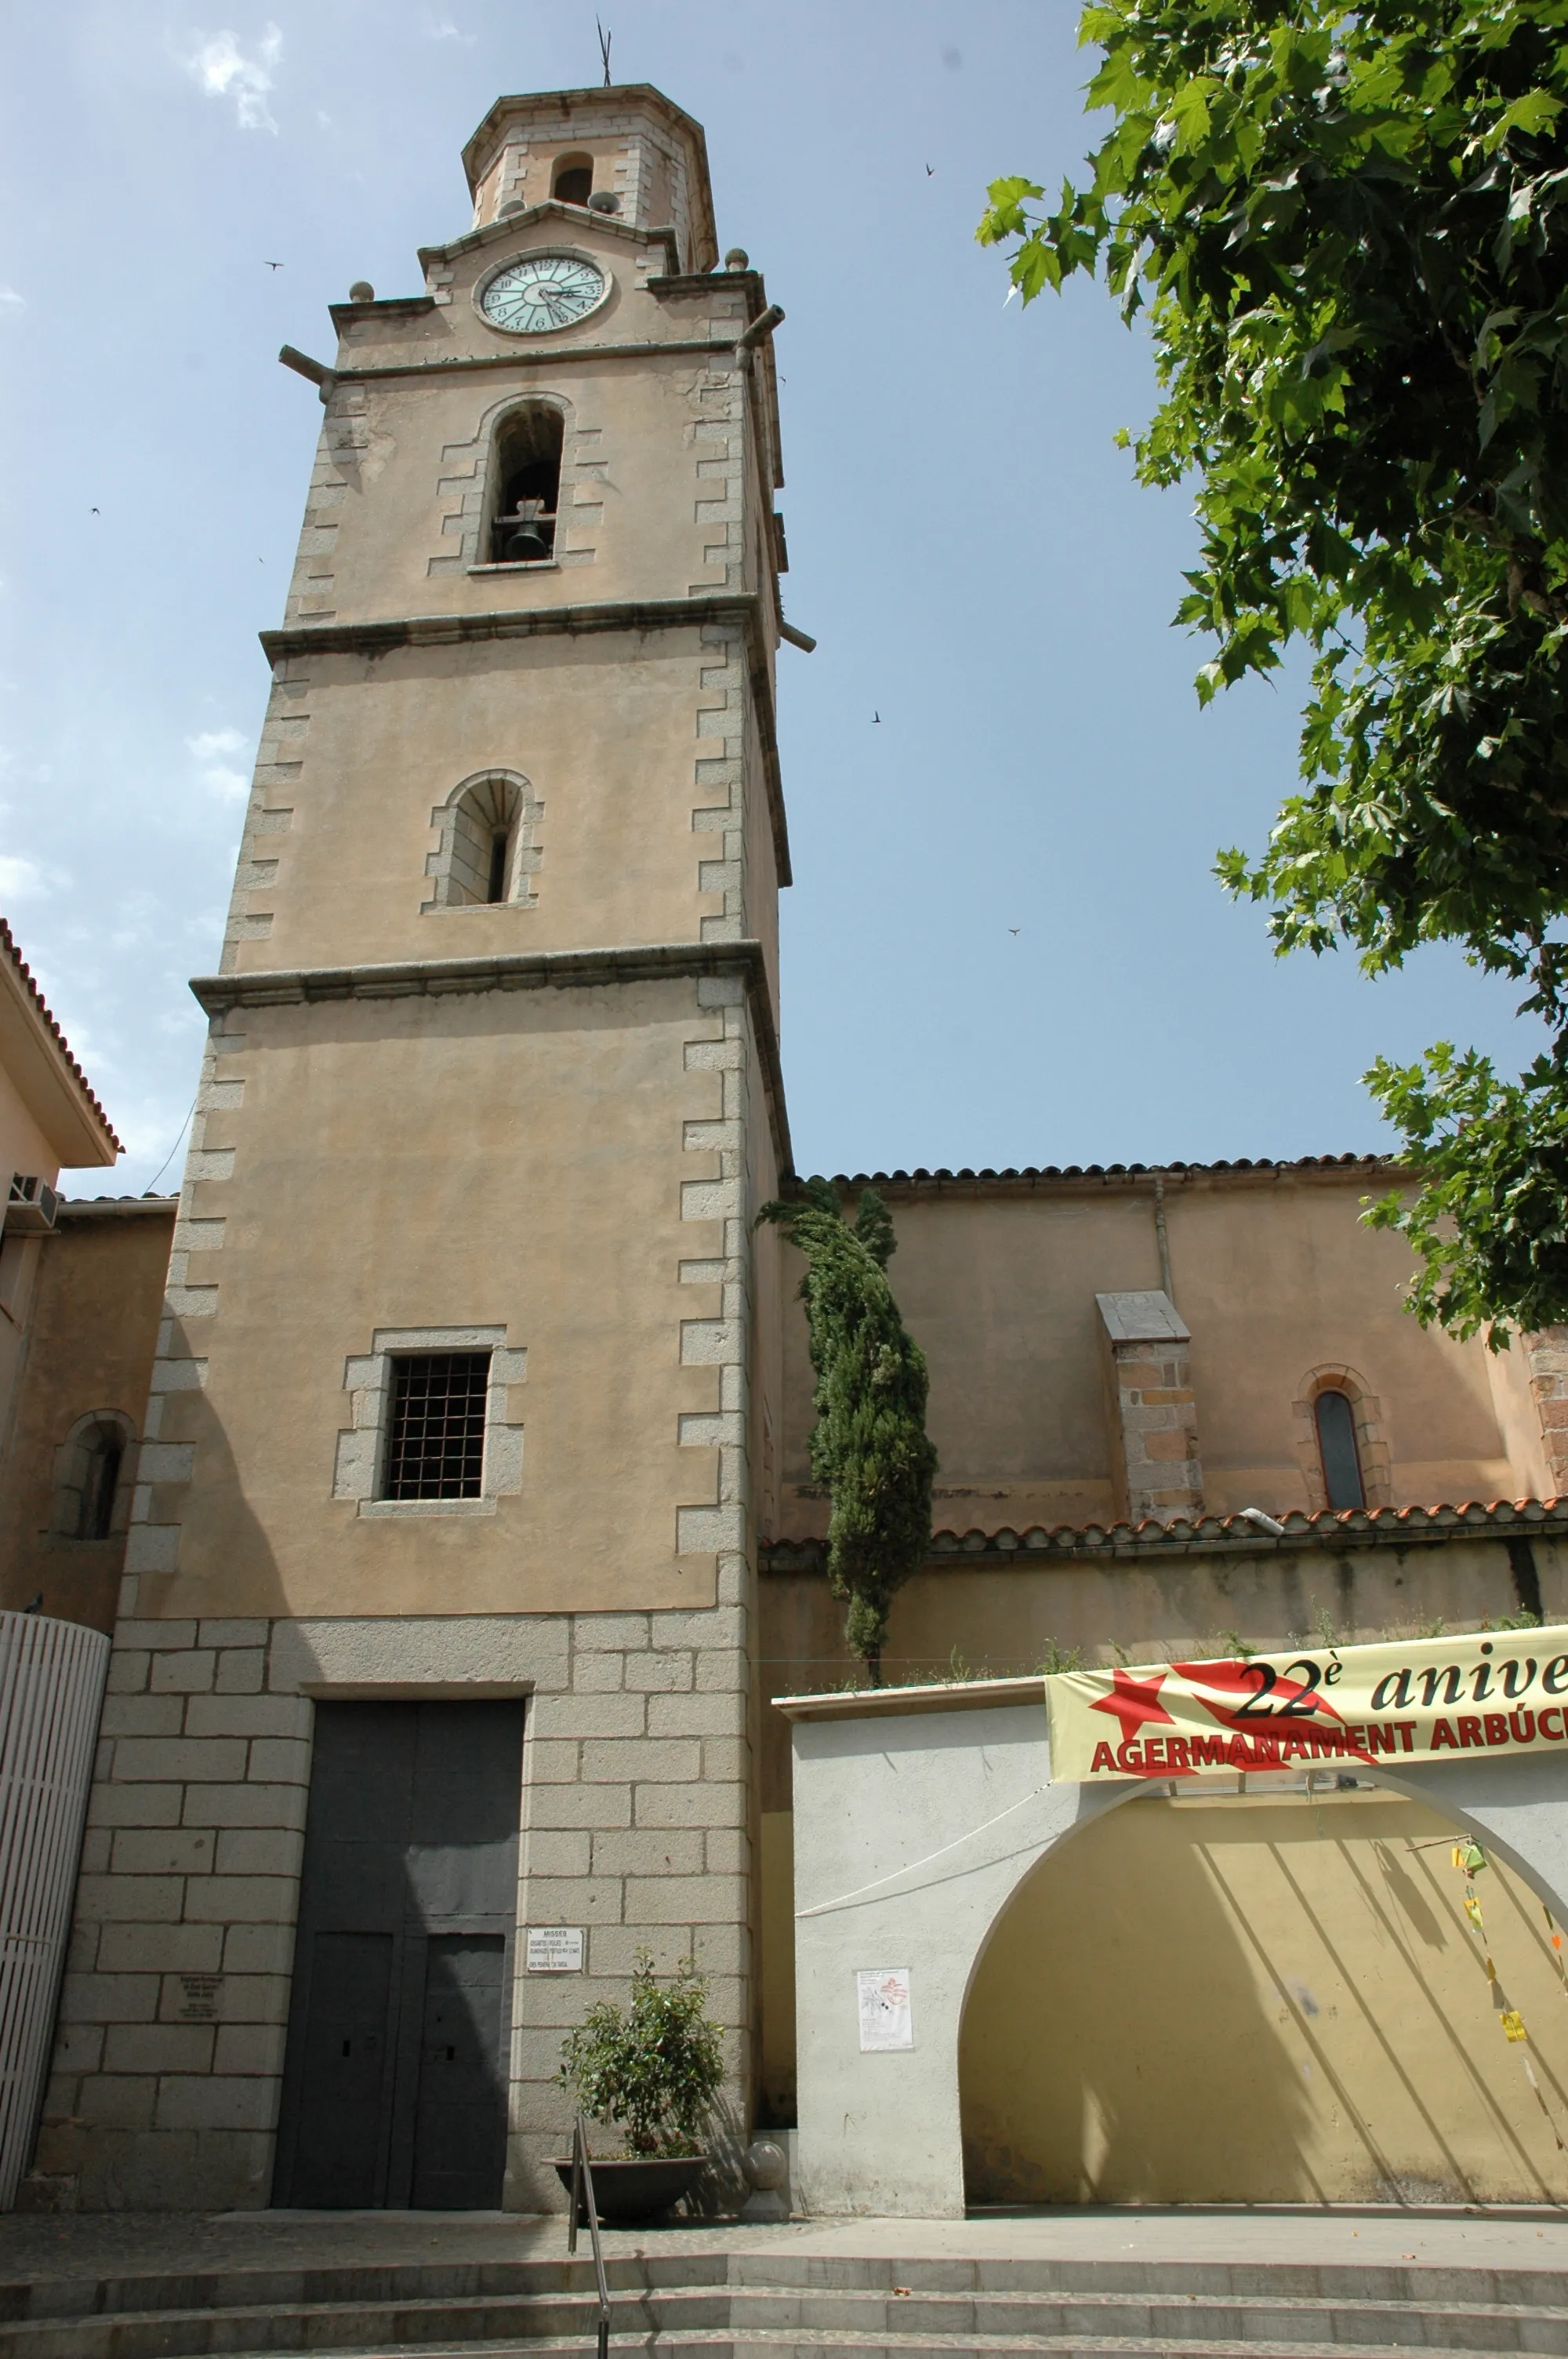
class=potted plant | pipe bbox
[554,1951,724,2223]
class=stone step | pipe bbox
[7,2277,1568,2359]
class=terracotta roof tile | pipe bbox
[0,916,122,1154]
[788,1153,1392,1192]
[763,1496,1568,1569]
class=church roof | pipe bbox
[791,1153,1394,1194]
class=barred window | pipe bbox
[383,1352,491,1500]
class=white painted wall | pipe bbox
[789,1691,1568,2219]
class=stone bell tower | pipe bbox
[35,84,795,2215]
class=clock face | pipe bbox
[478,253,608,335]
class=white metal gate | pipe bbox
[0,1611,108,2207]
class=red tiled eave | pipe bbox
[0,915,122,1156]
[781,1153,1399,1197]
[762,1496,1568,1572]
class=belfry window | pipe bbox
[1315,1389,1366,1511]
[383,1352,491,1501]
[491,405,564,564]
[552,153,594,206]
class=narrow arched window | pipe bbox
[450,776,521,905]
[51,1412,133,1541]
[82,1426,123,1539]
[1315,1389,1365,1511]
[552,153,593,206]
[490,405,564,564]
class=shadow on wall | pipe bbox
[960,1790,1568,2206]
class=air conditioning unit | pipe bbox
[5,1174,60,1235]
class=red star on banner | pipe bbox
[1090,1667,1175,1747]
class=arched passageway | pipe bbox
[786,1679,1568,2218]
[961,1778,1568,2206]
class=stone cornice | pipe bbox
[326,338,739,384]
[259,592,791,889]
[190,939,791,1169]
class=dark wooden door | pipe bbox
[273,1700,524,2209]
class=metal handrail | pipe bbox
[566,2112,612,2359]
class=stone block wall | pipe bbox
[1524,1329,1568,1499]
[1096,1289,1203,1526]
[28,1605,753,2214]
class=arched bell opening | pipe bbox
[488,404,564,564]
[551,151,594,206]
[959,1770,1568,2209]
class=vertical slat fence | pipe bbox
[0,1611,109,2208]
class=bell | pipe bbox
[504,522,551,562]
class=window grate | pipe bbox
[384,1352,490,1500]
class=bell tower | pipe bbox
[37,85,796,2215]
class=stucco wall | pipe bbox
[787,1686,1568,2217]
[779,1171,1539,1541]
[0,1205,173,1633]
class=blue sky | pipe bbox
[0,1,1543,1193]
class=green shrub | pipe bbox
[558,1952,724,2157]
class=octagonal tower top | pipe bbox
[461,84,719,274]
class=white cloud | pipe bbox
[0,288,24,317]
[423,14,476,40]
[0,853,47,902]
[187,725,252,801]
[178,24,282,132]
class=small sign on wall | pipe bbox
[857,1967,913,2050]
[526,1926,584,1973]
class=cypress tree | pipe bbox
[757,1180,937,1685]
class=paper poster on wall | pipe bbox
[526,1927,584,1972]
[857,1967,913,2051]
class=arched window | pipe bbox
[423,770,544,911]
[489,404,564,565]
[552,153,594,206]
[50,1412,133,1542]
[1315,1389,1366,1511]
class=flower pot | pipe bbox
[552,2151,708,2224]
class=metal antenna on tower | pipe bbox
[596,19,612,84]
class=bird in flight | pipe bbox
[873,711,881,724]
[90,506,100,514]
[263,260,284,271]
[926,163,935,176]
[1008,927,1021,936]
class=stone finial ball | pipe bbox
[724,248,750,271]
[349,282,375,302]
[741,2137,788,2191]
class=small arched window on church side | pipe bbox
[552,152,595,207]
[423,770,544,912]
[50,1411,135,1542]
[488,403,564,565]
[1315,1388,1367,1511]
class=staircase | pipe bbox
[4,2245,1568,2359]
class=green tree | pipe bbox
[979,0,1568,1341]
[757,1180,937,1683]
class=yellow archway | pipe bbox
[960,1779,1568,2206]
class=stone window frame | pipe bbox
[332,1326,527,1519]
[422,768,543,914]
[48,1408,136,1543]
[1290,1363,1393,1512]
[432,387,603,580]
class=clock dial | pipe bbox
[479,253,608,335]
